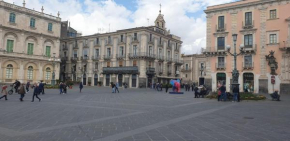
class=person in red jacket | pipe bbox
[0,85,8,100]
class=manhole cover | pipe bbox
[243,117,254,119]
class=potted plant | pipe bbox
[88,82,91,86]
[97,81,102,86]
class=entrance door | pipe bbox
[217,73,226,87]
[83,74,87,85]
[106,74,110,86]
[199,77,205,86]
[94,74,98,86]
[118,74,123,87]
[132,74,137,87]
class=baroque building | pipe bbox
[60,10,183,88]
[203,0,290,94]
[0,0,61,84]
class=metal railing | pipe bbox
[128,52,156,59]
[166,57,172,62]
[216,62,226,70]
[216,24,226,32]
[242,20,254,29]
[116,54,126,59]
[81,56,89,60]
[243,62,254,69]
[157,55,164,61]
[92,56,100,61]
[103,55,112,60]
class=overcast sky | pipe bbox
[6,0,235,54]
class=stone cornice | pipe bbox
[0,25,60,40]
[204,0,290,14]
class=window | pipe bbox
[133,60,137,66]
[119,61,123,67]
[167,51,171,59]
[158,48,162,58]
[45,46,51,57]
[150,34,152,41]
[121,35,123,42]
[175,43,178,50]
[45,68,51,80]
[83,48,88,58]
[134,33,137,41]
[64,52,67,57]
[245,12,252,25]
[218,16,224,29]
[27,43,34,55]
[243,73,254,92]
[30,18,35,27]
[133,45,137,56]
[73,50,77,58]
[107,62,110,67]
[108,36,111,44]
[217,37,225,50]
[161,22,164,28]
[168,40,170,46]
[218,57,225,68]
[175,54,178,61]
[119,46,124,56]
[149,46,153,56]
[48,23,53,31]
[96,38,99,45]
[95,49,99,58]
[217,73,226,86]
[270,10,277,19]
[159,63,162,72]
[27,66,33,80]
[107,48,111,57]
[185,64,189,70]
[244,55,252,67]
[244,34,253,48]
[95,63,99,70]
[6,39,14,53]
[6,64,13,79]
[270,34,277,44]
[167,64,170,71]
[9,13,16,23]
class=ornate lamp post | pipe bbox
[226,34,244,90]
[48,53,60,85]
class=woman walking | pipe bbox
[0,84,8,101]
[31,83,41,102]
[79,82,83,93]
[18,83,26,101]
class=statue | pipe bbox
[265,51,278,75]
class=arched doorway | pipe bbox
[94,74,98,86]
[243,73,254,92]
[83,74,87,85]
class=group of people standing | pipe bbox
[0,80,44,102]
[217,83,240,102]
[110,82,120,93]
[184,83,195,91]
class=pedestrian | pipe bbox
[26,81,30,92]
[13,80,21,93]
[79,82,83,93]
[111,82,115,93]
[115,82,120,93]
[31,83,41,102]
[63,83,67,94]
[232,85,239,102]
[39,81,45,94]
[219,83,227,101]
[165,83,169,93]
[0,84,8,101]
[194,86,198,98]
[160,83,163,91]
[59,82,63,94]
[18,83,26,101]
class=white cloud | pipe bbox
[6,0,234,54]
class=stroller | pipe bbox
[270,91,280,101]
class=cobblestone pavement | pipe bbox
[0,86,290,141]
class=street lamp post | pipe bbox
[49,53,60,85]
[226,34,244,90]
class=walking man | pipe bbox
[0,84,8,101]
[39,81,45,95]
[232,85,239,102]
[165,83,169,93]
[26,81,30,92]
[79,82,83,93]
[18,83,26,101]
[31,83,41,102]
[59,82,63,94]
[63,83,67,94]
[115,82,120,93]
[219,83,227,101]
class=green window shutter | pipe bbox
[27,43,34,55]
[7,40,14,53]
[46,46,51,57]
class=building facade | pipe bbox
[204,0,290,94]
[181,54,208,86]
[0,0,61,84]
[60,11,183,88]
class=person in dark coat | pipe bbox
[232,85,239,102]
[31,83,41,102]
[26,82,30,92]
[63,83,67,94]
[39,81,45,94]
[59,82,63,94]
[18,83,26,101]
[194,87,199,98]
[13,80,21,93]
[79,82,83,93]
[165,83,169,93]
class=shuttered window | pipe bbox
[6,40,14,53]
[27,43,34,55]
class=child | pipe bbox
[0,84,8,100]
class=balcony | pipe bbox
[132,37,139,44]
[81,56,89,61]
[216,24,226,32]
[174,59,183,65]
[216,63,226,70]
[174,47,179,52]
[243,44,257,54]
[129,52,156,60]
[146,67,155,75]
[73,44,78,49]
[181,68,191,72]
[279,41,290,53]
[94,42,101,47]
[71,57,78,62]
[202,48,227,57]
[116,54,126,60]
[157,55,164,62]
[92,56,101,61]
[158,70,163,75]
[166,57,172,63]
[167,43,172,50]
[103,55,112,60]
[243,62,254,70]
[158,42,163,47]
[175,71,180,76]
[118,40,126,45]
[103,66,138,74]
[148,40,154,45]
[242,20,254,29]
[106,40,112,46]
[83,43,89,48]
[61,57,68,62]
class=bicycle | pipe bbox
[8,84,16,95]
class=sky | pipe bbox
[6,0,236,54]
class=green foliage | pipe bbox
[206,92,266,100]
[44,85,59,89]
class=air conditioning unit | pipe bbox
[176,71,180,74]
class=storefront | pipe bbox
[216,73,226,86]
[243,73,254,92]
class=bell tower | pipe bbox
[155,4,166,30]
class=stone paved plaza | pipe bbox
[0,86,290,141]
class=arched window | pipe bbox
[6,64,13,79]
[27,66,33,80]
[45,67,51,80]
